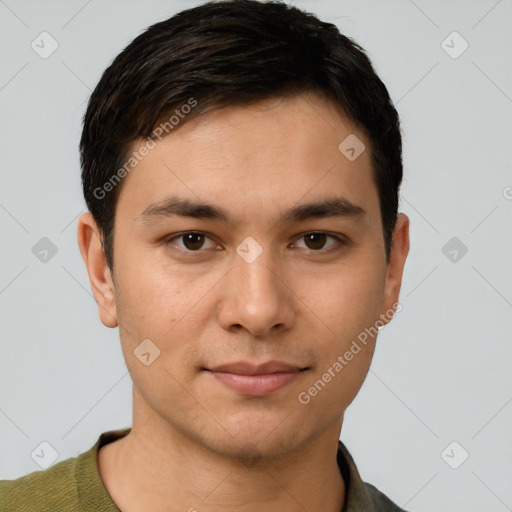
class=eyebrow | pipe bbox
[136,195,366,225]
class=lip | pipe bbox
[208,360,305,375]
[205,360,308,397]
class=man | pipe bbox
[0,0,410,510]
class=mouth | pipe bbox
[204,360,309,397]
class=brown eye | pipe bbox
[292,232,346,253]
[164,232,218,252]
[303,233,328,250]
[182,233,205,250]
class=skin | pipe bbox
[77,92,409,512]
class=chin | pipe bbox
[201,419,312,462]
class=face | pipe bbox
[79,92,409,461]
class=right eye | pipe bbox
[163,231,221,252]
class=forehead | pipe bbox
[115,92,379,226]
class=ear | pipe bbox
[77,212,118,328]
[378,213,410,326]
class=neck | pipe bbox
[98,389,346,512]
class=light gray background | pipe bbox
[1,1,511,511]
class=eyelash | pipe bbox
[162,231,348,255]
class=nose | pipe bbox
[217,247,296,340]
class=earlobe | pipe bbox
[77,212,119,328]
[378,213,410,327]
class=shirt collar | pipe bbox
[82,429,380,511]
[337,438,379,511]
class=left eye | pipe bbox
[292,232,342,251]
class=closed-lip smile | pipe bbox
[205,360,308,396]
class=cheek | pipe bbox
[113,259,217,382]
[296,345,375,421]
[114,254,203,335]
[114,270,204,416]
[298,261,384,348]
[296,287,378,416]
[293,258,382,410]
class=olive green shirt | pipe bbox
[0,428,408,511]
